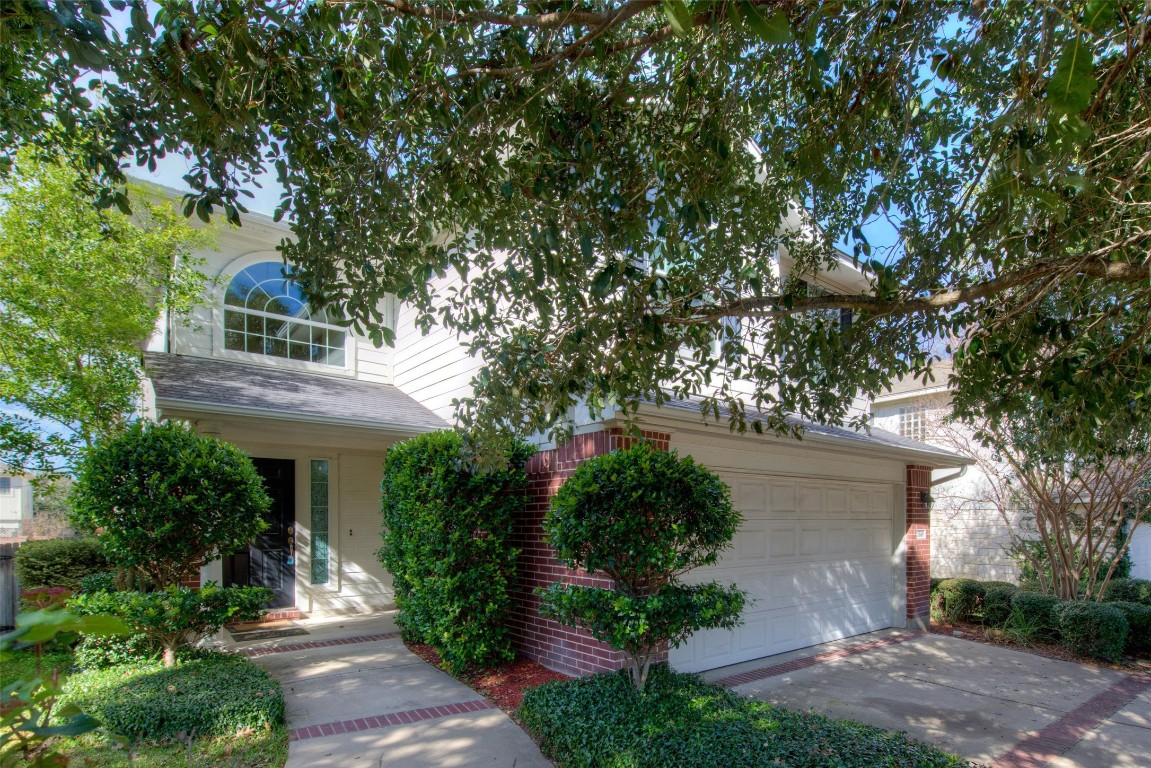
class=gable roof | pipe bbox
[144,353,447,434]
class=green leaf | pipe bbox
[1048,37,1097,114]
[660,0,694,37]
[744,4,793,45]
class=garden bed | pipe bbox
[931,619,1150,670]
[406,642,570,715]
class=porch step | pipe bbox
[228,608,307,628]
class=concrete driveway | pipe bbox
[703,629,1151,768]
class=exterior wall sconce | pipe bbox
[919,490,934,511]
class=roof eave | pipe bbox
[154,397,446,436]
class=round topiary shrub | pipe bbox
[1057,602,1128,661]
[982,583,1018,627]
[14,538,108,591]
[1102,578,1151,606]
[70,420,272,589]
[538,441,746,690]
[1109,601,1151,654]
[933,579,984,624]
[1010,592,1065,639]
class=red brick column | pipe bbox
[906,465,932,629]
[511,429,671,676]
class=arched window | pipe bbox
[223,262,347,367]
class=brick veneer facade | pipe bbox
[511,428,672,676]
[905,464,933,628]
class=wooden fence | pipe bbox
[0,541,19,631]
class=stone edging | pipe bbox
[238,631,402,658]
[289,699,496,741]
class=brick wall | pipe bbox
[906,465,932,628]
[512,428,671,676]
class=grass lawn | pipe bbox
[520,665,977,768]
[1,647,288,768]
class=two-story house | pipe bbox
[141,199,970,677]
[0,465,34,540]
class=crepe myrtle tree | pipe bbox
[5,1,1151,459]
[70,419,272,589]
[538,442,745,690]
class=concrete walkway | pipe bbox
[230,613,552,768]
[703,629,1151,768]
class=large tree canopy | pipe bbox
[3,1,1149,452]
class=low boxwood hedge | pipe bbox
[1103,578,1151,606]
[59,651,284,741]
[982,584,1018,626]
[1057,602,1128,662]
[933,579,984,624]
[1109,601,1151,654]
[519,666,973,768]
[14,538,108,591]
[1010,592,1063,639]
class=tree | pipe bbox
[4,2,1150,453]
[0,152,213,475]
[538,442,745,690]
[70,419,272,589]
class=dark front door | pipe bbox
[225,458,296,608]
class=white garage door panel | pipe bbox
[669,474,895,673]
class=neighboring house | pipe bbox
[0,466,34,540]
[141,191,968,676]
[869,362,1023,583]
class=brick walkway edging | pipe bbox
[713,631,920,688]
[992,672,1151,768]
[237,631,402,658]
[289,699,495,741]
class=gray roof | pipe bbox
[879,360,955,398]
[644,396,970,466]
[144,353,447,433]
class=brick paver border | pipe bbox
[713,632,920,689]
[238,631,402,658]
[993,672,1151,768]
[288,699,495,741]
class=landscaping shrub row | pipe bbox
[519,665,972,768]
[931,577,1151,661]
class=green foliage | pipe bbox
[14,538,108,591]
[1010,592,1065,640]
[379,430,532,671]
[4,3,1150,460]
[71,420,271,588]
[982,584,1019,627]
[519,666,972,768]
[1103,578,1151,606]
[59,652,284,742]
[69,585,271,667]
[73,634,160,671]
[1109,602,1151,655]
[78,571,118,595]
[1057,602,1128,662]
[1,608,128,766]
[540,443,745,689]
[932,579,984,624]
[1012,539,1132,593]
[0,153,213,475]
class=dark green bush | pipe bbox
[1109,602,1151,654]
[539,442,745,690]
[933,579,984,623]
[59,652,284,741]
[519,666,970,768]
[77,571,117,595]
[379,430,533,672]
[70,584,270,666]
[70,420,271,589]
[1102,578,1151,606]
[14,538,108,591]
[73,633,160,670]
[982,584,1018,626]
[1057,602,1128,661]
[1010,592,1064,639]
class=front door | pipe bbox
[225,458,296,608]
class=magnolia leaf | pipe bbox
[1048,37,1097,114]
[745,4,793,45]
[660,0,694,37]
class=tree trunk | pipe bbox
[162,643,178,667]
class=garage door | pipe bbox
[669,474,896,673]
[1130,525,1151,581]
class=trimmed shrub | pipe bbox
[73,634,161,670]
[59,652,284,741]
[519,666,969,768]
[539,442,745,690]
[1057,602,1128,661]
[933,579,984,623]
[14,538,108,591]
[70,584,270,666]
[77,571,118,595]
[1010,592,1064,639]
[982,584,1019,627]
[70,420,271,588]
[1102,578,1151,606]
[1109,602,1151,654]
[379,430,533,672]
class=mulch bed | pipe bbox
[931,620,1150,671]
[406,642,571,717]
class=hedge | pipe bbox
[379,430,533,671]
[982,584,1018,627]
[1103,578,1151,606]
[14,538,108,591]
[1110,602,1151,654]
[519,666,972,768]
[933,579,984,623]
[59,651,284,741]
[1057,602,1128,662]
[1009,592,1064,640]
